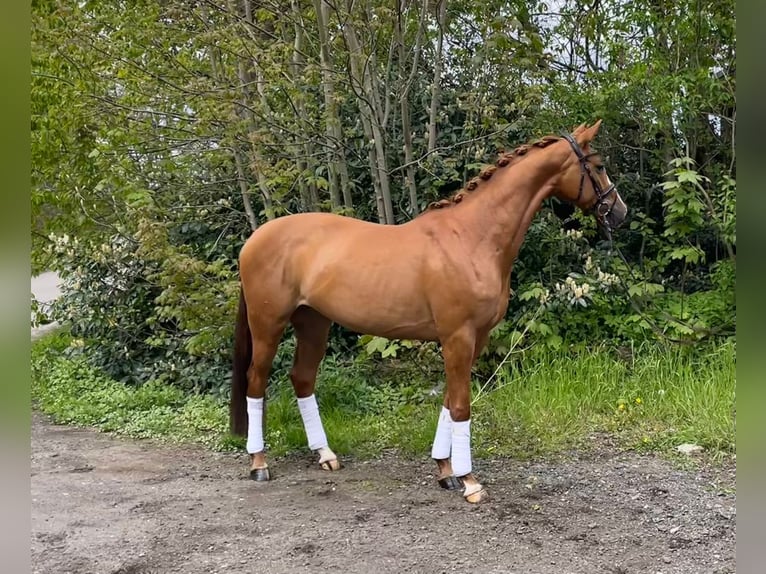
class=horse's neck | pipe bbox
[465,144,567,274]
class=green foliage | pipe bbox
[31,0,735,393]
[43,218,240,391]
[660,157,708,264]
[358,335,411,359]
[472,341,735,457]
[475,162,735,363]
[32,332,734,460]
[32,332,232,448]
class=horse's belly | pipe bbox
[301,263,437,340]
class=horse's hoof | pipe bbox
[464,487,489,504]
[438,475,463,490]
[249,467,271,481]
[320,458,342,471]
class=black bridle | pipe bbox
[561,132,617,230]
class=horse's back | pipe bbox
[240,212,386,265]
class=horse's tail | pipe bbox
[230,286,251,437]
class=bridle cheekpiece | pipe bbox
[560,132,617,229]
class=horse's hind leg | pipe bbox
[246,323,286,481]
[290,306,340,471]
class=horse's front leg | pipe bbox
[437,327,488,503]
[431,398,463,490]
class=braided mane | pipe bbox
[423,135,562,212]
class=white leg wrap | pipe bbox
[317,446,337,464]
[451,419,472,477]
[297,394,329,451]
[430,406,453,460]
[246,397,264,454]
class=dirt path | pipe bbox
[31,412,735,574]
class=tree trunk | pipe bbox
[359,110,387,223]
[400,75,418,218]
[238,61,275,220]
[248,139,275,219]
[314,0,352,212]
[342,7,394,223]
[396,0,426,217]
[235,0,277,219]
[369,109,395,224]
[233,146,258,231]
[290,0,318,212]
[203,2,260,230]
[427,0,447,153]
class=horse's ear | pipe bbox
[571,122,587,135]
[582,119,603,141]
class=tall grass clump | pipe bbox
[471,341,735,458]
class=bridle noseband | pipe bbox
[561,132,617,226]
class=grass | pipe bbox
[470,342,736,458]
[32,332,231,449]
[31,331,736,462]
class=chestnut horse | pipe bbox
[230,120,627,503]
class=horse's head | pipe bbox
[554,120,628,233]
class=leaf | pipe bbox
[676,170,703,185]
[380,343,399,358]
[358,334,373,346]
[365,336,389,355]
[628,283,664,297]
[667,246,705,264]
[519,286,544,301]
[545,334,562,349]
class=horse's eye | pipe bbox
[596,165,605,173]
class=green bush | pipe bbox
[43,208,241,392]
[32,331,234,449]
